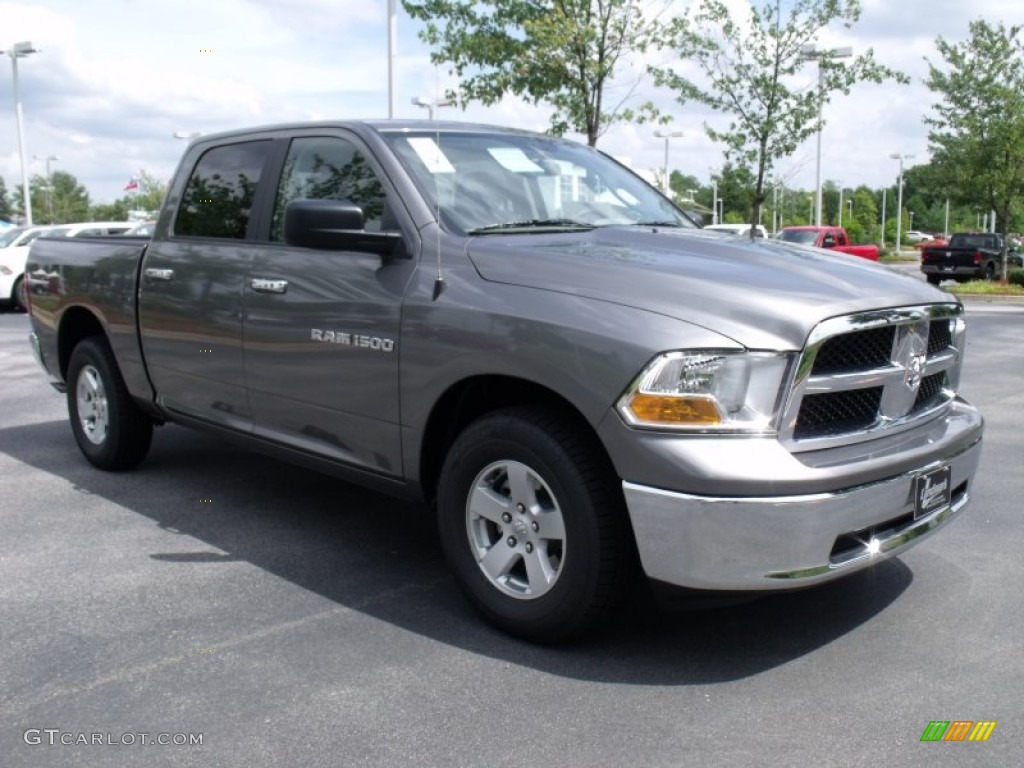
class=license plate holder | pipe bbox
[914,465,951,519]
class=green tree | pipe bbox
[16,171,91,224]
[668,170,702,202]
[925,19,1024,279]
[90,200,130,221]
[850,186,878,243]
[90,171,168,221]
[403,0,665,146]
[713,162,756,223]
[125,170,168,215]
[651,0,905,235]
[0,176,12,222]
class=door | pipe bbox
[242,134,415,476]
[139,139,274,430]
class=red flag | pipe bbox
[124,176,139,192]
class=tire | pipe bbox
[12,276,26,312]
[984,263,996,281]
[67,337,153,470]
[437,407,632,642]
[926,274,942,286]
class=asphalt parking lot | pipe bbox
[1,302,1021,768]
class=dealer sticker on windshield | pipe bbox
[914,465,952,519]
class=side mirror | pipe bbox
[284,199,406,258]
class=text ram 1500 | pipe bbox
[25,121,983,641]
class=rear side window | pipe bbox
[176,141,272,239]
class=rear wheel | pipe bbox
[926,274,942,286]
[67,337,153,470]
[984,262,996,281]
[437,407,632,642]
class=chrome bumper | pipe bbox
[622,435,982,590]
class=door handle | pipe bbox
[250,278,288,294]
[144,268,174,281]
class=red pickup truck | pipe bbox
[775,226,880,261]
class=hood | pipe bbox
[466,227,948,350]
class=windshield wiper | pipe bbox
[468,218,596,234]
[629,220,686,227]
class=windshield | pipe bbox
[383,130,695,235]
[0,227,27,247]
[775,229,818,245]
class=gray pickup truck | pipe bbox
[26,121,983,641]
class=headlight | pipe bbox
[617,350,793,432]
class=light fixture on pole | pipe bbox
[411,96,454,121]
[653,130,683,196]
[890,152,914,251]
[801,44,853,228]
[3,40,39,226]
[173,131,201,140]
[34,153,59,221]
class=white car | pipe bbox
[702,223,769,238]
[0,224,56,250]
[904,230,933,243]
[0,226,64,311]
[1,223,134,310]
[46,221,135,238]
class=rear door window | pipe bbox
[175,141,272,239]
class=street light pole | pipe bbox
[33,153,59,222]
[890,152,914,252]
[4,41,39,226]
[880,187,886,249]
[653,130,683,196]
[802,45,853,228]
[387,0,397,118]
[838,186,844,227]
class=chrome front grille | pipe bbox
[780,305,965,451]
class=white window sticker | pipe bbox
[487,147,544,173]
[408,137,456,174]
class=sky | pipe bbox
[0,0,1020,209]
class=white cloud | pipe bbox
[0,0,1017,207]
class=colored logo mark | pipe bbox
[920,720,996,742]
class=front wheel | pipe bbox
[437,407,632,642]
[67,337,153,470]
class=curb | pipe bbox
[949,293,1024,304]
